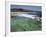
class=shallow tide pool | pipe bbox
[11,16,42,32]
